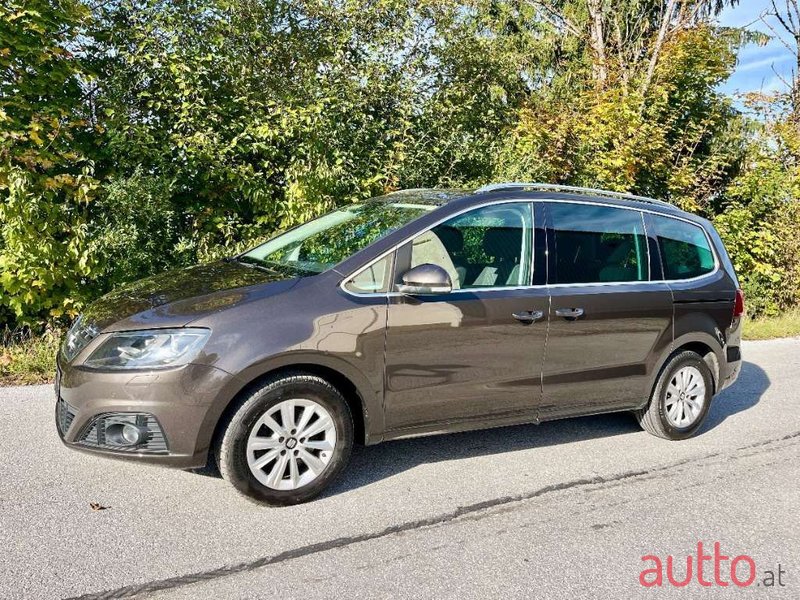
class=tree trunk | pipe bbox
[795,34,800,120]
[640,0,679,100]
[587,0,608,86]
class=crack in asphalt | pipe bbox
[65,430,800,600]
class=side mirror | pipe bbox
[397,264,452,295]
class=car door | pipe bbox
[382,201,550,434]
[539,201,673,420]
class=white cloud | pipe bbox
[738,53,793,74]
[718,0,796,96]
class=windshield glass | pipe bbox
[240,202,434,275]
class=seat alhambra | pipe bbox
[56,183,744,505]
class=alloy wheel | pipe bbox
[664,366,706,429]
[246,399,337,490]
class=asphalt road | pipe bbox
[1,338,799,599]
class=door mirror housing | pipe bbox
[397,264,452,295]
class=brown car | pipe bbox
[56,183,744,505]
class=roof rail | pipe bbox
[385,188,432,195]
[475,182,672,207]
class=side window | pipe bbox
[651,215,715,280]
[403,203,533,290]
[345,254,392,293]
[549,203,648,284]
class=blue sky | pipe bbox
[719,0,796,96]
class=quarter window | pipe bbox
[345,254,392,293]
[549,203,648,284]
[404,203,533,290]
[651,215,715,280]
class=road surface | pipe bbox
[1,338,798,598]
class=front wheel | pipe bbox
[635,351,714,440]
[217,373,354,506]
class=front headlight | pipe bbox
[62,315,101,362]
[82,328,210,370]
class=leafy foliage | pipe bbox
[714,95,800,316]
[0,0,99,323]
[1,0,799,326]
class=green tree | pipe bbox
[0,0,99,324]
[715,94,800,316]
[1,0,798,326]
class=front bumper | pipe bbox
[55,355,234,468]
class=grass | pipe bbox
[0,309,798,386]
[742,308,800,341]
[0,328,61,386]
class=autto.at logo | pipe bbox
[639,541,787,588]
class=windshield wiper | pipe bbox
[226,255,318,277]
[225,255,273,272]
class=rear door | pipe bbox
[539,201,673,420]
[382,201,550,433]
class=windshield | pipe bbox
[240,202,434,275]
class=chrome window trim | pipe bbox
[543,198,720,286]
[339,196,720,298]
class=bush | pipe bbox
[91,170,185,289]
[2,0,799,332]
[714,107,800,318]
[0,165,98,326]
[714,204,796,317]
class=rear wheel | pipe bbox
[217,373,353,505]
[636,351,713,440]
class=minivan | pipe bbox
[56,183,744,505]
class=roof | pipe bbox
[373,183,691,220]
[473,182,672,207]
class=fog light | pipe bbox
[105,422,148,446]
[122,423,143,445]
[78,412,168,453]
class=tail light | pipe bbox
[733,288,745,319]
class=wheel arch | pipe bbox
[199,353,382,465]
[675,341,720,393]
[645,332,723,409]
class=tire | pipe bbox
[635,350,714,440]
[217,372,354,506]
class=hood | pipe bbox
[82,260,302,331]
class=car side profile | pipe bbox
[56,183,744,505]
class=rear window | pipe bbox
[549,203,648,284]
[651,215,715,280]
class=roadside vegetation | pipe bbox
[2,0,800,383]
[0,328,61,385]
[743,308,800,341]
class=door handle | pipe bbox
[555,307,585,320]
[512,310,544,324]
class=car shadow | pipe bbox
[701,360,769,431]
[189,360,770,497]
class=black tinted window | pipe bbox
[549,203,648,284]
[651,215,715,280]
